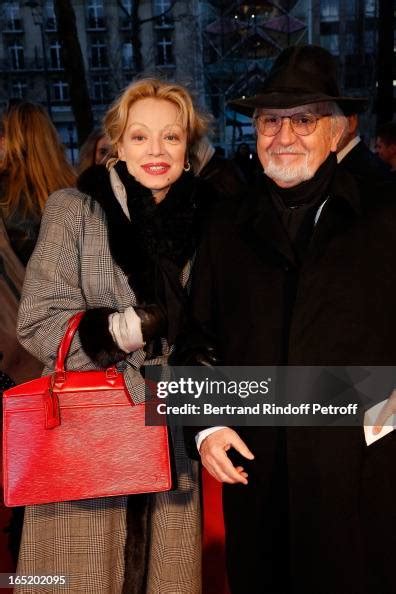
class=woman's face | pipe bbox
[117,98,188,203]
[95,135,111,165]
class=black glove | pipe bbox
[169,339,220,367]
[134,304,168,343]
[186,345,219,367]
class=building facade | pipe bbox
[0,0,205,161]
[201,0,394,151]
[0,1,394,156]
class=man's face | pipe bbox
[375,137,396,166]
[256,103,342,188]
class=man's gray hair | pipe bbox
[317,101,348,137]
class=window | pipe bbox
[122,42,133,69]
[156,30,174,65]
[11,79,27,98]
[345,2,355,18]
[90,37,108,68]
[44,0,57,30]
[119,0,133,28]
[154,0,171,15]
[365,0,376,17]
[52,80,69,102]
[87,0,105,29]
[57,124,77,165]
[8,41,24,70]
[344,33,354,55]
[3,2,22,32]
[320,0,339,22]
[49,40,63,69]
[120,0,133,13]
[56,124,71,145]
[321,34,339,55]
[92,75,110,103]
[364,30,376,52]
[153,0,173,27]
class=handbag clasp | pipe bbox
[43,376,62,429]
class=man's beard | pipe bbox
[264,150,314,185]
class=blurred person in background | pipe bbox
[194,136,245,198]
[0,100,75,570]
[337,112,392,182]
[375,121,396,174]
[77,127,111,174]
[233,142,260,184]
[0,101,76,266]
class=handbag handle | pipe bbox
[54,311,85,374]
[45,312,85,429]
[45,311,119,429]
[54,311,118,377]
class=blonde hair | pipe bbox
[103,78,210,168]
[0,102,76,218]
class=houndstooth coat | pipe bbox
[15,167,201,594]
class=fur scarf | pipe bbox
[76,162,214,366]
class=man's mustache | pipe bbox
[269,148,307,155]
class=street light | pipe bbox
[25,0,52,117]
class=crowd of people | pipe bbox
[0,43,396,594]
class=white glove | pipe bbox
[108,306,145,353]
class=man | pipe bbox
[337,112,392,181]
[375,121,396,173]
[183,45,396,594]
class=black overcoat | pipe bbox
[188,167,396,594]
[340,139,392,183]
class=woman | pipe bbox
[0,99,75,388]
[0,101,76,266]
[0,101,76,570]
[77,127,111,174]
[16,79,214,594]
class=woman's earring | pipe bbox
[183,160,191,172]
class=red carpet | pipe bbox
[202,468,230,594]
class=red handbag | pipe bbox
[2,312,171,506]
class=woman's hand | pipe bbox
[109,304,167,353]
[109,307,145,353]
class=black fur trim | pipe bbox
[78,307,126,367]
[77,163,216,344]
[77,164,212,303]
[122,494,150,594]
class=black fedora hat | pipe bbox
[228,45,367,116]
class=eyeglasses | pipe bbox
[254,113,331,137]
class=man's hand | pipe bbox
[373,388,396,434]
[200,428,254,485]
